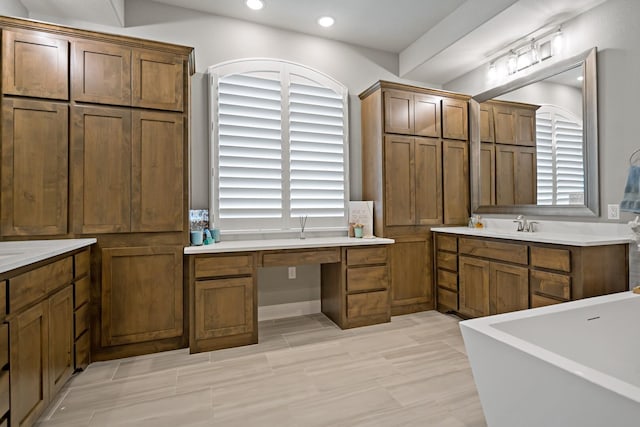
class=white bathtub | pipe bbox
[460,291,640,427]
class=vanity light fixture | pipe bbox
[317,16,335,28]
[245,0,264,11]
[507,51,518,75]
[552,27,563,55]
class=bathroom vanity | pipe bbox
[432,227,629,318]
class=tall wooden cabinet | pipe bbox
[361,81,470,315]
[0,16,194,364]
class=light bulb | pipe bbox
[317,16,335,27]
[552,29,563,55]
[530,41,539,65]
[507,51,517,75]
[246,0,264,11]
[488,62,497,82]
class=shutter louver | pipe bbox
[289,81,345,218]
[217,74,283,220]
[536,115,554,205]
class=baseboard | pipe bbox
[258,300,321,321]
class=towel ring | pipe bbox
[630,148,640,165]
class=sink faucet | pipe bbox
[514,215,538,232]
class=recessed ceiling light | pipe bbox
[577,76,584,81]
[246,0,264,11]
[317,16,335,28]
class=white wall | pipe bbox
[0,0,27,17]
[496,81,582,121]
[446,0,640,225]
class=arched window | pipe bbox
[536,105,584,205]
[208,59,349,233]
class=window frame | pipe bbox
[208,58,350,234]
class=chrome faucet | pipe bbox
[514,215,538,232]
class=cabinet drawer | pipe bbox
[437,269,458,292]
[347,266,388,292]
[195,254,254,278]
[459,238,528,265]
[438,287,458,311]
[436,234,457,252]
[530,246,571,272]
[531,293,563,308]
[9,257,73,313]
[0,370,8,417]
[347,290,389,318]
[262,248,340,267]
[75,249,90,278]
[0,325,7,369]
[0,281,5,319]
[346,246,387,266]
[75,330,90,371]
[74,276,90,309]
[75,303,90,339]
[530,270,571,300]
[437,251,457,271]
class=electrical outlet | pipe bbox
[608,204,620,220]
[288,266,296,279]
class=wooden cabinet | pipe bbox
[480,143,495,205]
[132,49,184,111]
[479,103,495,143]
[362,81,470,315]
[71,106,131,234]
[434,232,628,317]
[73,249,91,370]
[2,29,69,100]
[72,108,184,234]
[189,253,257,353]
[100,246,183,347]
[48,285,74,398]
[496,144,537,205]
[1,99,68,236]
[493,103,537,146]
[10,301,48,427]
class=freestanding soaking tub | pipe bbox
[460,291,640,427]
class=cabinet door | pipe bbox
[48,285,74,397]
[384,135,415,226]
[496,145,536,205]
[480,143,495,206]
[489,263,528,315]
[493,105,516,144]
[132,49,184,111]
[442,140,469,225]
[101,246,183,347]
[442,98,468,140]
[2,29,69,100]
[479,103,495,143]
[131,111,184,232]
[459,256,490,318]
[71,106,131,233]
[194,277,255,340]
[414,94,441,137]
[10,301,49,427]
[72,41,131,105]
[384,90,413,135]
[389,238,432,308]
[1,99,68,236]
[415,137,442,224]
[515,108,537,146]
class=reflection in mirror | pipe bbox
[470,47,598,217]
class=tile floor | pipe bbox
[36,311,487,427]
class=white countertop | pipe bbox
[0,238,97,274]
[184,236,394,254]
[431,226,633,246]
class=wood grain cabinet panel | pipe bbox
[0,325,7,369]
[10,300,49,427]
[442,98,468,141]
[496,144,536,205]
[131,110,184,232]
[346,247,387,266]
[346,266,388,292]
[530,270,571,301]
[515,108,537,146]
[195,254,254,278]
[493,105,517,144]
[442,140,469,225]
[489,263,528,314]
[194,277,254,340]
[101,246,183,347]
[0,370,8,420]
[9,257,73,314]
[74,329,90,371]
[2,29,69,100]
[48,285,74,398]
[480,143,496,206]
[1,99,68,236]
[530,246,571,272]
[132,49,184,111]
[479,103,495,143]
[415,137,442,224]
[384,135,415,226]
[389,239,432,309]
[384,90,414,135]
[414,94,441,137]
[458,256,490,318]
[72,41,131,105]
[71,106,131,234]
[347,290,389,318]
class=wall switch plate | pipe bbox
[608,204,620,220]
[288,266,296,279]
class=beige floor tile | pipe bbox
[113,348,210,379]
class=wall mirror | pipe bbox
[469,47,598,216]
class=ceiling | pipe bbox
[19,0,607,85]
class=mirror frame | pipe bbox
[470,47,598,217]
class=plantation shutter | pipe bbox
[536,114,554,205]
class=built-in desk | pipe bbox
[184,237,394,353]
